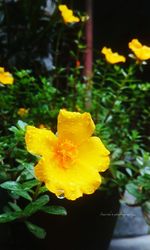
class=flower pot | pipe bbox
[0,189,119,250]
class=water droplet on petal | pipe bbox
[56,190,65,199]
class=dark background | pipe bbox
[69,0,150,52]
[1,0,150,79]
[65,0,150,80]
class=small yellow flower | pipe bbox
[128,38,150,61]
[39,124,46,129]
[101,47,126,64]
[0,67,14,85]
[58,5,80,23]
[17,108,28,117]
[25,109,110,200]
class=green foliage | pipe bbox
[0,60,149,233]
[126,151,150,204]
[0,123,67,238]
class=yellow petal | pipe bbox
[58,4,68,12]
[0,67,4,73]
[128,39,142,50]
[0,72,14,84]
[45,164,101,200]
[34,159,47,182]
[57,109,95,145]
[77,137,110,172]
[101,46,126,64]
[34,157,101,200]
[58,4,79,23]
[101,47,112,55]
[25,126,57,157]
[128,39,150,60]
[133,46,150,60]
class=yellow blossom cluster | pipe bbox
[58,5,80,23]
[101,39,150,64]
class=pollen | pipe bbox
[54,139,77,169]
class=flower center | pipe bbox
[54,139,77,169]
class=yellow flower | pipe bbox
[25,109,110,200]
[128,38,150,61]
[38,124,45,129]
[0,67,14,85]
[17,108,28,117]
[58,5,80,23]
[101,47,126,64]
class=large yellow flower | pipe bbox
[0,67,14,85]
[25,109,110,200]
[128,38,150,61]
[58,5,80,23]
[101,47,126,64]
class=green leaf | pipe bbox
[0,181,21,190]
[41,205,67,216]
[142,201,150,213]
[22,180,40,190]
[8,126,19,134]
[17,120,27,130]
[0,211,22,223]
[126,182,143,200]
[12,190,32,201]
[0,181,32,201]
[25,221,46,239]
[38,186,48,195]
[19,163,35,180]
[125,168,133,177]
[24,195,49,216]
[8,202,22,212]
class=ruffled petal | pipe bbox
[77,137,110,172]
[25,126,57,157]
[34,159,46,182]
[57,109,95,145]
[34,157,101,200]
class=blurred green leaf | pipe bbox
[25,221,46,239]
[142,201,150,225]
[41,205,67,216]
[0,211,22,223]
[8,202,22,212]
[17,120,27,130]
[126,182,143,201]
